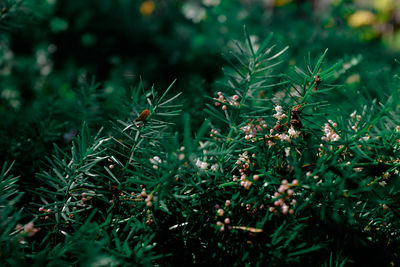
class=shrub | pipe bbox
[2,28,399,266]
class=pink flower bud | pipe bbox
[281,205,289,215]
[269,207,275,212]
[278,185,286,193]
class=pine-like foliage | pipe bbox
[2,28,400,266]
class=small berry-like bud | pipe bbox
[253,175,259,181]
[217,209,224,216]
[281,205,289,215]
[224,218,231,224]
[278,185,286,193]
[222,105,227,111]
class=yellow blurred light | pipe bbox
[140,0,155,16]
[347,10,376,28]
[373,0,394,13]
[274,0,292,7]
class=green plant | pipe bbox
[1,29,396,266]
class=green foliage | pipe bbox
[2,0,400,266]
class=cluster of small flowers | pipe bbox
[274,132,290,142]
[214,92,239,111]
[321,120,340,142]
[350,111,362,132]
[38,207,52,220]
[240,118,267,142]
[269,179,298,215]
[196,159,209,170]
[210,129,220,141]
[267,105,300,143]
[267,127,300,143]
[273,105,286,121]
[15,222,39,244]
[195,157,218,172]
[138,186,154,207]
[233,151,256,189]
[150,156,162,169]
[287,126,300,138]
[216,200,231,232]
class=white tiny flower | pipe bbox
[361,136,370,141]
[275,105,283,113]
[210,164,218,172]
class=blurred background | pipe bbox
[1,0,400,179]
